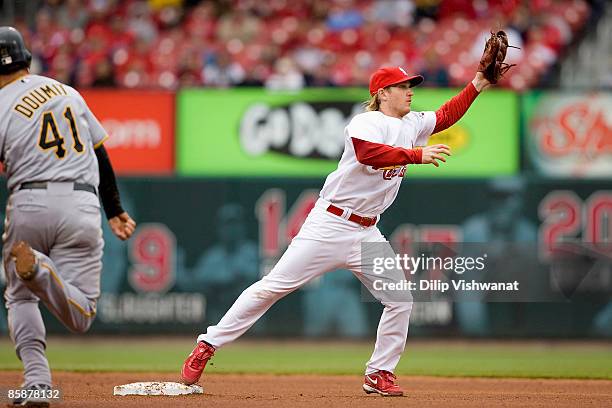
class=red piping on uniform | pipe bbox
[433,82,479,134]
[351,137,422,168]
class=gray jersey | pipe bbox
[0,74,107,192]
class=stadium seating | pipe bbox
[13,0,592,90]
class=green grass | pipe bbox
[1,338,611,379]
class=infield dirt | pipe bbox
[2,371,611,407]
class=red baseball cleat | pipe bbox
[180,341,215,385]
[363,370,404,396]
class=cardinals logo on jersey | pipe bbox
[379,165,407,180]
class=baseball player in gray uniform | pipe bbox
[0,26,136,406]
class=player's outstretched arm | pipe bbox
[432,83,480,135]
[432,30,517,135]
[431,70,491,135]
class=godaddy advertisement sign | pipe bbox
[177,88,518,177]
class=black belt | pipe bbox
[20,181,97,195]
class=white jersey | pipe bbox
[320,110,436,216]
[0,74,107,192]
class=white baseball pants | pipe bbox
[199,199,412,374]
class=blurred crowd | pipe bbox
[12,0,592,90]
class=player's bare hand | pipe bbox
[109,212,136,241]
[421,144,451,167]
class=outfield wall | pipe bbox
[0,178,608,338]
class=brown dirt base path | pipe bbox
[1,371,611,407]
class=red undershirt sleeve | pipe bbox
[351,137,422,168]
[433,82,480,134]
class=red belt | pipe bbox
[326,204,377,227]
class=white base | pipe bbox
[113,382,203,396]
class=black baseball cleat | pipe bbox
[10,241,37,281]
[9,383,51,407]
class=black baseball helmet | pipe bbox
[0,26,32,75]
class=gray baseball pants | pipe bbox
[3,183,103,386]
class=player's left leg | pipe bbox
[4,294,52,388]
[3,263,54,390]
[3,195,53,388]
[347,226,412,396]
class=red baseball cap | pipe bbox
[369,66,424,96]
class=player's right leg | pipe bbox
[181,204,351,384]
[200,236,345,346]
[7,242,99,333]
[38,189,104,333]
[181,235,345,384]
[5,188,102,334]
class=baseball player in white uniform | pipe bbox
[181,66,491,396]
[0,26,136,406]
